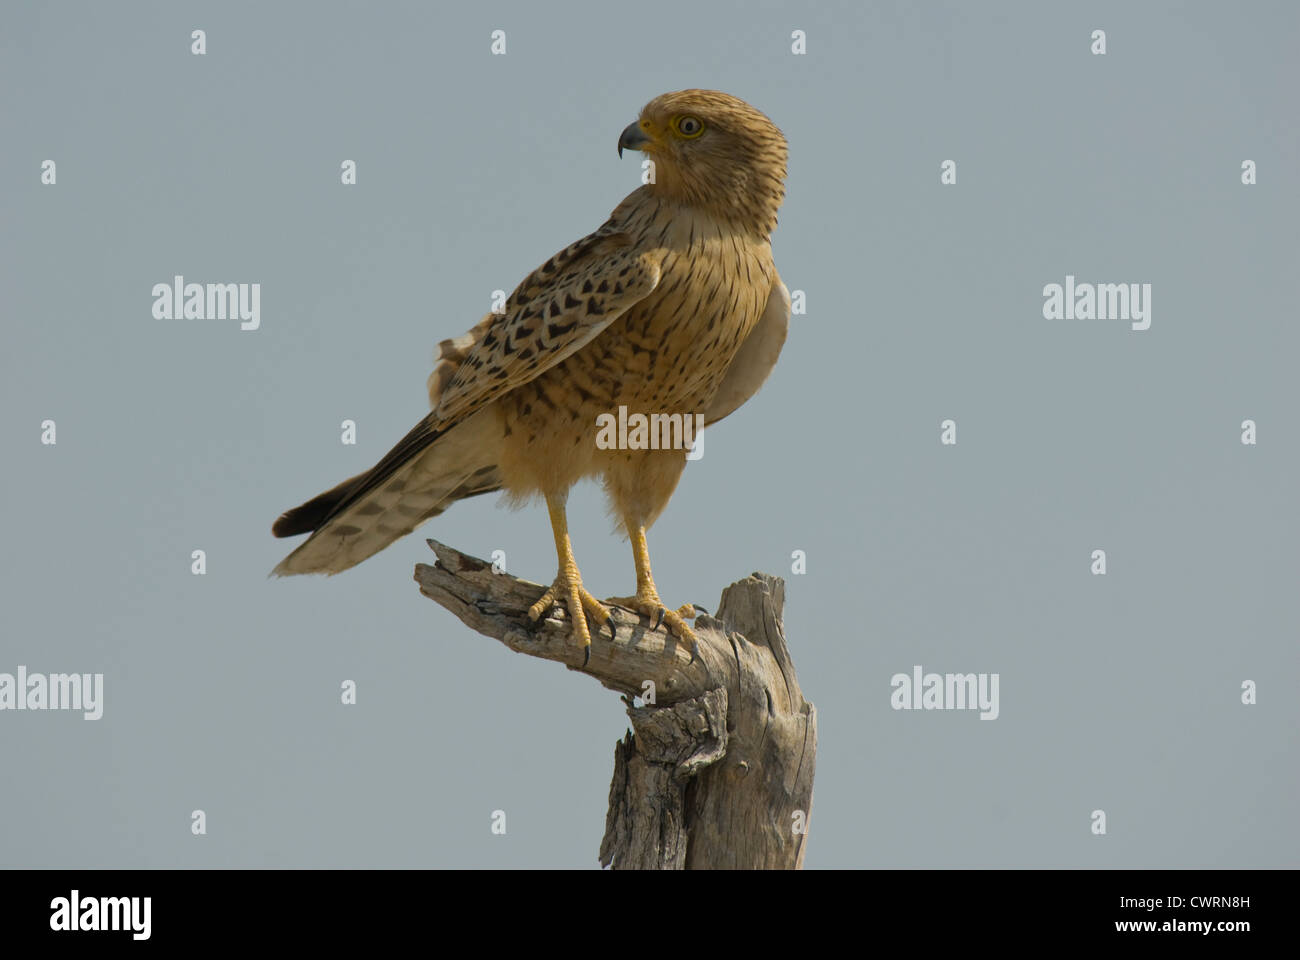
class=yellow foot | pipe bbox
[606,593,701,652]
[529,576,613,664]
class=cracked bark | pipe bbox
[414,539,817,869]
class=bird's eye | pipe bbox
[673,116,705,138]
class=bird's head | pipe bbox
[618,90,787,237]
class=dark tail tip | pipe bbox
[272,505,317,538]
[272,478,358,538]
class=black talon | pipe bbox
[693,603,709,615]
[606,615,616,634]
[583,645,590,668]
[653,606,666,630]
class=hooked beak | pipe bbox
[617,121,652,158]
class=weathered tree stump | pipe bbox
[414,539,817,869]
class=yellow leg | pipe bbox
[607,518,699,647]
[527,494,612,664]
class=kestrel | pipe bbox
[273,90,790,663]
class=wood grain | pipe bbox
[414,539,816,869]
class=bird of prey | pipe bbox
[272,89,790,662]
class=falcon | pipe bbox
[273,90,790,663]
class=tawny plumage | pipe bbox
[273,90,790,661]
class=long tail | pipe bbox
[271,407,502,576]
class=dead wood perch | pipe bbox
[414,539,817,869]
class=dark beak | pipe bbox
[617,121,651,158]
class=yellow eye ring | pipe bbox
[671,115,705,139]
